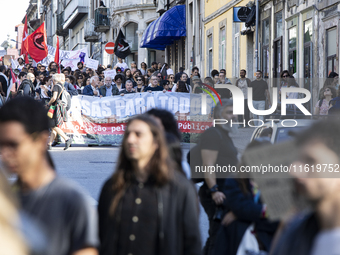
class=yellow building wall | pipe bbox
[204,0,250,79]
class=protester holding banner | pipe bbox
[134,75,146,92]
[120,80,136,95]
[144,75,165,92]
[114,74,125,92]
[100,77,119,97]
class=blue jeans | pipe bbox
[252,100,266,125]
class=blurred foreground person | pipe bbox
[271,120,340,255]
[0,97,99,255]
[98,114,201,255]
[213,140,279,255]
[0,171,28,255]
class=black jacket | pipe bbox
[271,212,319,255]
[98,171,201,255]
[213,179,279,255]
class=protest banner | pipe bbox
[85,58,99,70]
[39,45,88,66]
[104,69,116,79]
[61,92,215,144]
[61,58,81,71]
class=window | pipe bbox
[327,27,337,75]
[262,18,270,45]
[262,18,270,78]
[275,12,282,39]
[304,19,313,43]
[208,35,213,75]
[289,26,297,75]
[219,27,226,70]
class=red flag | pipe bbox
[21,15,29,64]
[55,36,60,73]
[26,22,48,62]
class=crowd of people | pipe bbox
[0,94,339,255]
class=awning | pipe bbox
[140,5,186,50]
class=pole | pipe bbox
[255,0,259,71]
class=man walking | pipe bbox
[0,97,99,255]
[100,76,119,97]
[272,120,340,255]
[235,69,251,126]
[249,70,271,124]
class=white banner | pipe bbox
[104,69,116,79]
[85,58,99,70]
[39,45,89,67]
[61,92,216,144]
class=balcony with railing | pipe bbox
[57,12,68,36]
[63,0,88,30]
[94,7,110,32]
[112,0,155,11]
[84,19,99,42]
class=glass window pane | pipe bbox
[262,19,270,45]
[289,27,297,50]
[327,28,337,56]
[275,12,282,38]
[304,19,313,43]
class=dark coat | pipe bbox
[83,85,101,96]
[98,171,202,255]
[213,179,279,255]
[100,84,119,97]
[271,212,318,255]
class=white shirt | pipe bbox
[91,85,100,97]
[105,85,112,97]
[115,62,128,72]
[237,79,248,99]
[171,83,192,93]
[311,228,340,255]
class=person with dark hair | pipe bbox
[217,69,232,85]
[174,67,185,83]
[197,99,239,255]
[124,68,133,82]
[36,75,52,104]
[0,97,98,255]
[249,70,271,124]
[211,69,219,79]
[17,57,25,70]
[114,74,125,92]
[146,108,181,140]
[98,114,201,255]
[172,73,192,93]
[134,75,146,92]
[0,65,8,97]
[120,80,135,95]
[151,61,158,71]
[314,86,336,115]
[144,75,164,92]
[271,120,340,255]
[48,62,58,72]
[161,79,171,91]
[147,68,154,77]
[113,58,128,72]
[140,62,147,75]
[17,72,35,97]
[77,62,85,72]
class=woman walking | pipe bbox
[46,73,72,150]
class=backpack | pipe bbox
[17,79,35,97]
[55,84,72,111]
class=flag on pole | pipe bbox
[7,69,17,98]
[21,15,29,64]
[114,30,131,59]
[54,36,61,73]
[26,22,48,62]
